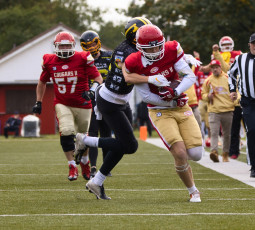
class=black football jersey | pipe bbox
[105,40,137,95]
[90,50,112,87]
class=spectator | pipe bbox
[32,31,103,181]
[202,60,235,162]
[228,33,255,177]
[137,101,152,137]
[4,112,21,138]
[211,37,243,159]
[192,51,211,146]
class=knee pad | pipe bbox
[175,163,190,172]
[187,146,203,161]
[60,135,75,152]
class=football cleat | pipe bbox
[68,164,78,181]
[189,190,201,203]
[80,161,90,180]
[86,180,111,200]
[74,133,87,165]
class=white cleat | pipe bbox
[189,190,201,203]
[86,180,111,200]
[74,133,87,165]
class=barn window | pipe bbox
[6,90,36,114]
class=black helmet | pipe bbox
[80,30,101,57]
[125,17,151,44]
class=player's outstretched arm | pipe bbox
[122,64,169,87]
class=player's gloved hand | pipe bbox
[175,93,188,107]
[82,81,100,101]
[82,90,95,101]
[32,101,42,114]
[159,86,176,101]
[148,74,170,87]
[183,54,202,67]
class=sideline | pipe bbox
[146,138,255,188]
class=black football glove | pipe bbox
[32,101,42,114]
[82,90,95,101]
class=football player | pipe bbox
[75,17,171,200]
[80,30,112,178]
[122,24,203,202]
[32,31,103,181]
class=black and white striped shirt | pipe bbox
[228,52,255,99]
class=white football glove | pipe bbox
[148,74,170,87]
[184,54,202,67]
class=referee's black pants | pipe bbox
[96,94,138,176]
[241,96,255,167]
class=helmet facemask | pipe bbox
[55,42,75,58]
[136,38,165,61]
[80,38,101,57]
[219,36,234,52]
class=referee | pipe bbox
[228,33,255,177]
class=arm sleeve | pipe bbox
[135,83,176,107]
[213,50,230,73]
[174,57,197,95]
[227,57,239,92]
[201,79,210,102]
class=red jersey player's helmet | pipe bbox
[54,31,76,58]
[219,36,234,52]
[136,24,165,62]
[80,30,101,57]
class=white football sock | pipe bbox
[83,136,99,147]
[68,160,76,167]
[81,155,89,164]
[187,185,198,194]
[92,170,106,186]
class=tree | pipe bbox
[126,0,255,63]
[99,22,126,50]
[0,0,103,56]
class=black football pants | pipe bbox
[96,94,138,175]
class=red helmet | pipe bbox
[136,24,165,62]
[219,36,234,52]
[54,31,76,58]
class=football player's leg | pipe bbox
[179,112,203,161]
[55,104,77,180]
[88,109,99,175]
[75,107,92,179]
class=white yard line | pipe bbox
[1,213,255,217]
[146,138,255,188]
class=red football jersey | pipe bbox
[40,51,100,109]
[125,41,183,99]
[195,71,210,100]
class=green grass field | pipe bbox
[0,134,255,230]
